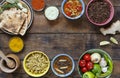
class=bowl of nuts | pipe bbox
[23,51,50,77]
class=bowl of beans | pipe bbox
[86,0,114,26]
[23,51,50,77]
[51,54,75,77]
[61,0,85,20]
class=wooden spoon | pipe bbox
[0,50,15,69]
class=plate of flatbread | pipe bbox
[0,0,33,36]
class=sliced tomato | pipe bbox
[65,11,72,16]
[76,5,82,11]
[65,2,72,9]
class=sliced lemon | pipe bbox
[110,37,118,44]
[100,41,110,46]
[9,37,24,53]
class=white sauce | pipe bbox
[45,6,59,20]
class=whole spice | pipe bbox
[53,56,72,74]
[31,0,45,11]
[88,0,110,23]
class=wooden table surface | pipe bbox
[0,0,120,78]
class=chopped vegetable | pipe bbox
[64,0,82,17]
[110,37,118,44]
[1,3,20,11]
[99,58,107,67]
[91,53,101,63]
[100,41,110,46]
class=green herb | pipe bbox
[6,0,20,4]
[1,3,20,11]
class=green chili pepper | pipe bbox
[97,54,113,78]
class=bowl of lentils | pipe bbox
[86,0,114,26]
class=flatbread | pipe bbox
[19,2,31,36]
[0,8,27,34]
[0,1,32,35]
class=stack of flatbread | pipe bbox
[0,7,29,36]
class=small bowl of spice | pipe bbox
[86,0,114,26]
[31,0,45,11]
[51,54,75,77]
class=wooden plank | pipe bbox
[0,1,120,34]
[1,6,119,34]
[0,60,119,78]
[0,34,120,59]
[27,0,120,7]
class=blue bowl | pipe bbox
[51,54,75,77]
[61,0,85,20]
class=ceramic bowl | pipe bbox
[77,49,113,78]
[23,51,50,77]
[86,0,114,26]
[51,54,75,77]
[61,0,85,20]
[0,54,20,73]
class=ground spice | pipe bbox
[31,0,45,11]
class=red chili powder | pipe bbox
[31,0,45,11]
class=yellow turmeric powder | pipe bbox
[9,37,24,53]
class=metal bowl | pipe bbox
[0,0,34,35]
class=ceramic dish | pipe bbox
[77,49,113,78]
[0,0,33,35]
[51,54,75,77]
[86,0,114,26]
[23,51,50,77]
[61,0,85,20]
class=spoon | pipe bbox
[0,50,15,69]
